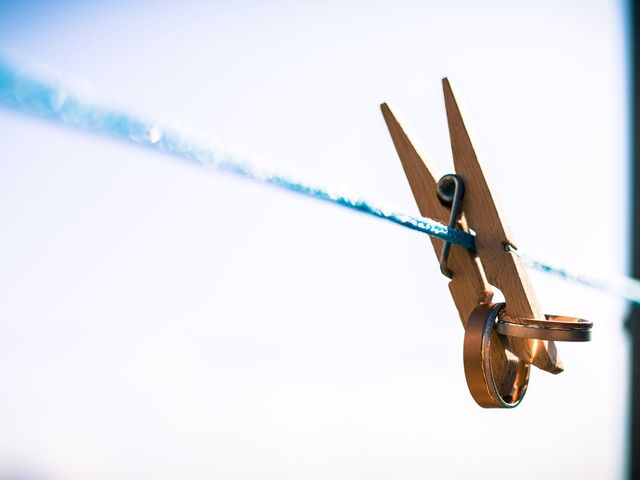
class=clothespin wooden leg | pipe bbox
[441,78,564,374]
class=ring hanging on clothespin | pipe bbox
[496,315,592,342]
[463,303,530,408]
[381,78,592,408]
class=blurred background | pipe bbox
[0,1,631,479]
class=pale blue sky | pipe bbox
[0,1,630,478]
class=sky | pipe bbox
[0,1,631,479]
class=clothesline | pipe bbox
[2,54,639,305]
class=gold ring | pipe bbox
[463,303,530,408]
[496,315,592,342]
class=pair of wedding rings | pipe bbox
[463,303,592,408]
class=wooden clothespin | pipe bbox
[381,79,592,408]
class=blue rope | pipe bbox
[2,54,640,306]
[506,246,640,307]
[0,56,475,250]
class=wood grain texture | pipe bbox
[381,103,524,392]
[442,78,563,374]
